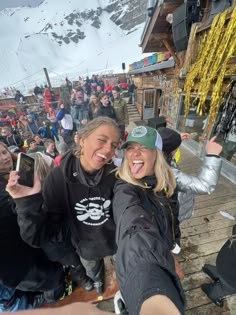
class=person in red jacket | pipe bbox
[43,86,52,113]
[104,81,112,97]
[54,142,68,167]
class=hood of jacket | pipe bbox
[59,150,116,187]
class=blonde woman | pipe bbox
[88,93,100,120]
[113,126,185,315]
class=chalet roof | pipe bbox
[128,57,174,75]
[140,0,159,44]
[140,0,183,53]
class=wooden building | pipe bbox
[128,0,184,123]
[128,53,178,122]
[129,0,236,183]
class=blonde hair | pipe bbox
[0,142,17,165]
[0,142,16,180]
[116,149,176,197]
[89,94,99,104]
[74,116,120,158]
[89,94,99,115]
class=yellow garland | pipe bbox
[183,13,221,114]
[225,63,236,74]
[172,68,179,101]
[196,11,227,116]
[183,6,236,123]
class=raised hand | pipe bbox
[6,171,41,199]
[180,132,190,141]
[205,136,222,155]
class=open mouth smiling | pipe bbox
[96,153,108,161]
[131,160,144,174]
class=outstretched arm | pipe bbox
[141,295,181,315]
[174,137,222,194]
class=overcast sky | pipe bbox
[0,0,43,10]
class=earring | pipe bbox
[106,159,113,165]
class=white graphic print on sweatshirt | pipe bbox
[74,197,111,226]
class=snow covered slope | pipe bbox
[0,0,149,92]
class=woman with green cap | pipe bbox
[113,126,185,315]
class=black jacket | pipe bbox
[15,151,117,261]
[0,177,63,292]
[2,134,23,148]
[113,179,185,315]
[97,102,116,120]
[216,225,236,289]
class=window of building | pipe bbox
[143,89,156,119]
[176,94,211,141]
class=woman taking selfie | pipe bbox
[113,126,185,315]
[0,143,65,311]
[6,117,121,295]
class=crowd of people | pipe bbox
[0,76,131,152]
[0,76,235,315]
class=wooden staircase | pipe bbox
[126,101,141,123]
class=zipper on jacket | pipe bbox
[158,199,175,245]
[143,187,176,247]
[168,202,176,244]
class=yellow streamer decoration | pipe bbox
[183,6,236,124]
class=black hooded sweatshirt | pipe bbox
[15,151,117,261]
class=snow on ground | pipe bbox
[0,0,150,93]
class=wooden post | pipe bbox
[162,39,180,66]
[43,67,52,89]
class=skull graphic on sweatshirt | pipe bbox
[74,197,111,226]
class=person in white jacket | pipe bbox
[56,103,73,145]
[158,127,222,222]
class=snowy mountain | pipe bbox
[0,0,149,93]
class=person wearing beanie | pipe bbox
[158,127,182,157]
[158,127,223,224]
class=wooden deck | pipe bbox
[48,257,118,309]
[179,146,236,315]
[49,146,236,314]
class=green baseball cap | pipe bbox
[121,126,163,150]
